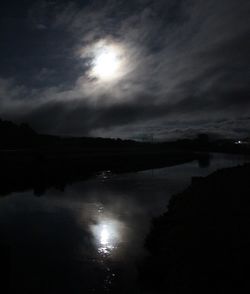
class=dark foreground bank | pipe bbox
[139,163,250,293]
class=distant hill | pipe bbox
[0,118,140,150]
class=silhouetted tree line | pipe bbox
[0,118,142,150]
[1,118,249,154]
[164,133,250,155]
[0,119,37,148]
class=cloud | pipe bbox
[0,0,249,139]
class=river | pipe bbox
[0,153,249,293]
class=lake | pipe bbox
[0,153,249,293]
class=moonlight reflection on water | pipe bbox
[92,218,122,256]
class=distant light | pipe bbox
[235,140,242,145]
[235,140,250,146]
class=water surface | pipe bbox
[0,153,249,293]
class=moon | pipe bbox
[93,49,119,80]
[90,42,125,82]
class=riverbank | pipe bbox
[0,148,205,196]
[139,163,250,293]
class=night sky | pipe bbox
[0,0,250,140]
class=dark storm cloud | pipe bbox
[0,0,249,139]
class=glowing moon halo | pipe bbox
[93,51,118,78]
[91,45,123,81]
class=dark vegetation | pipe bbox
[0,119,202,195]
[139,163,250,293]
[163,133,250,155]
